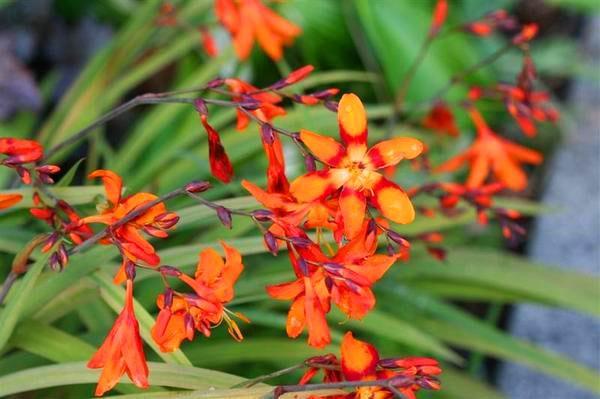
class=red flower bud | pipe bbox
[261,123,275,145]
[263,231,278,256]
[185,180,211,193]
[216,206,232,229]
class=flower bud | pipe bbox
[125,261,136,280]
[324,100,338,113]
[238,96,261,110]
[289,236,312,248]
[297,258,309,276]
[387,231,410,248]
[263,231,278,256]
[260,123,275,145]
[216,206,232,229]
[185,180,211,193]
[252,209,273,221]
[159,265,182,276]
[304,154,316,172]
[194,98,208,115]
[206,77,225,88]
[164,288,174,308]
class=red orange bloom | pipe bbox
[0,193,22,210]
[200,115,234,183]
[435,106,542,191]
[267,222,397,348]
[429,0,448,36]
[0,137,43,165]
[422,101,459,137]
[151,242,245,351]
[215,0,301,60]
[290,93,423,239]
[81,170,178,282]
[88,279,148,396]
[300,332,442,399]
[224,78,286,131]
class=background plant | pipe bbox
[0,0,598,398]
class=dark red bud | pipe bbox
[49,252,61,271]
[252,209,273,221]
[304,154,316,172]
[263,231,278,256]
[164,288,174,307]
[159,265,182,276]
[290,236,312,248]
[216,206,232,229]
[387,231,410,248]
[194,98,208,115]
[57,244,69,267]
[238,96,261,110]
[125,261,136,280]
[297,258,309,276]
[185,180,211,193]
[206,77,225,88]
[324,101,338,113]
[261,123,275,145]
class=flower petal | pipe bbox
[0,193,22,210]
[371,178,415,224]
[341,332,379,381]
[339,186,366,239]
[300,129,346,167]
[290,168,349,202]
[89,169,122,206]
[338,93,368,154]
[365,137,423,169]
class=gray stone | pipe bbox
[497,17,600,399]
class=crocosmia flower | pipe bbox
[301,332,442,399]
[88,279,148,396]
[81,170,178,282]
[151,241,245,351]
[435,106,542,191]
[422,101,459,137]
[290,93,423,239]
[215,0,301,60]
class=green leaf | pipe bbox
[396,247,600,317]
[0,252,50,351]
[56,158,86,187]
[9,319,95,362]
[0,362,247,397]
[385,287,600,393]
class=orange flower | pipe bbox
[429,0,448,36]
[200,115,234,183]
[267,222,396,348]
[435,106,542,191]
[224,78,286,131]
[88,279,148,396]
[81,170,178,282]
[242,179,338,232]
[499,56,559,137]
[215,0,301,60]
[422,101,459,137]
[0,193,22,210]
[301,332,442,399]
[0,137,43,164]
[152,242,245,351]
[266,243,331,348]
[290,93,423,239]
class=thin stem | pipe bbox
[233,363,305,388]
[42,93,244,161]
[0,271,18,305]
[394,36,435,113]
[428,41,514,103]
